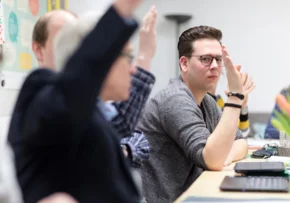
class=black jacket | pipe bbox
[8,6,140,203]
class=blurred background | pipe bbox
[0,0,289,129]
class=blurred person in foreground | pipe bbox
[7,0,144,202]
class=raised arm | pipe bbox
[21,1,142,144]
[111,6,157,136]
[202,46,248,170]
[57,5,138,126]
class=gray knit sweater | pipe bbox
[137,77,243,203]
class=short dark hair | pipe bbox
[32,15,50,47]
[32,10,77,47]
[178,25,222,58]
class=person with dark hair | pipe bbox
[7,0,144,202]
[137,25,249,202]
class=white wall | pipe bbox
[69,0,112,15]
[0,89,18,116]
[0,0,289,118]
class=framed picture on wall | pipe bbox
[47,0,68,11]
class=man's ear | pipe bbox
[179,56,189,73]
[32,42,43,64]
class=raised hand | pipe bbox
[114,0,143,18]
[136,6,158,71]
[222,46,243,94]
[225,72,256,107]
[241,73,256,108]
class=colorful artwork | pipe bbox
[8,11,18,42]
[29,0,39,16]
[0,17,4,45]
[47,0,68,11]
[19,53,32,70]
[17,0,28,12]
[1,0,47,89]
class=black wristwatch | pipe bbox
[227,92,244,100]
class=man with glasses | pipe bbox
[137,25,248,202]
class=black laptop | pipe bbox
[220,176,289,192]
[220,162,289,193]
[234,161,285,175]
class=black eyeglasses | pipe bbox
[190,55,224,67]
[120,52,134,64]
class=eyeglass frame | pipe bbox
[188,54,224,67]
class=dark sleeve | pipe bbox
[120,130,150,168]
[111,67,155,137]
[23,6,138,144]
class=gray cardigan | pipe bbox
[137,76,243,203]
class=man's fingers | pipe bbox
[249,84,256,92]
[246,83,256,94]
[222,46,234,69]
[146,6,157,31]
[142,7,152,29]
[242,72,248,86]
[235,64,241,72]
[223,56,234,68]
[244,81,255,95]
[149,6,157,30]
[222,46,229,58]
[245,76,253,89]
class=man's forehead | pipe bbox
[192,38,222,55]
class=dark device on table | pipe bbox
[220,176,289,192]
[220,161,289,193]
[251,143,278,159]
[234,162,285,176]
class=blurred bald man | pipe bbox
[32,10,77,68]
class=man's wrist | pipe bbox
[241,98,248,109]
[241,106,248,115]
[226,97,243,105]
